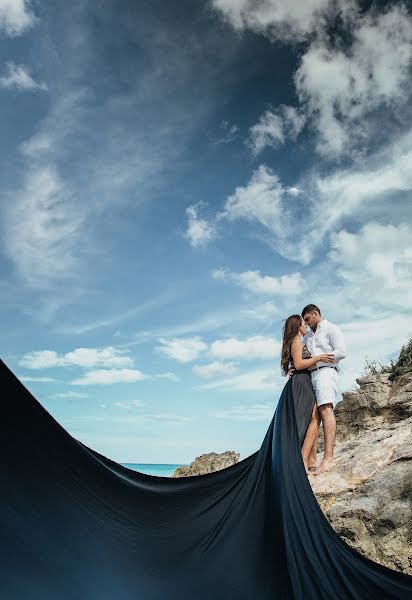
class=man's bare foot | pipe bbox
[313,459,336,476]
[308,461,319,472]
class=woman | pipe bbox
[281,314,335,474]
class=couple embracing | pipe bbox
[281,303,346,476]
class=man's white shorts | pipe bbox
[310,367,340,408]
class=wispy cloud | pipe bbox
[68,412,191,425]
[247,105,305,155]
[0,62,47,91]
[198,366,282,391]
[212,266,305,296]
[209,119,239,144]
[3,165,86,289]
[18,375,58,383]
[112,399,145,409]
[51,391,89,399]
[155,372,180,382]
[209,402,275,420]
[71,368,145,385]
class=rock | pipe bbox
[172,451,239,478]
[334,372,412,442]
[310,372,412,575]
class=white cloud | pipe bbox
[295,4,412,158]
[0,0,37,36]
[212,266,305,295]
[247,105,305,155]
[192,360,238,379]
[209,335,281,360]
[0,62,47,91]
[51,391,89,399]
[71,369,145,385]
[210,0,355,43]
[184,204,217,248]
[19,346,134,369]
[155,336,208,363]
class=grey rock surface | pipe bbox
[310,372,412,574]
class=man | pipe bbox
[301,304,346,476]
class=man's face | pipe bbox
[303,311,319,331]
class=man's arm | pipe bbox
[328,324,346,363]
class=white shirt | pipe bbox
[304,319,346,372]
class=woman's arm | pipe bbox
[291,338,335,370]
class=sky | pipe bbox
[1,0,412,464]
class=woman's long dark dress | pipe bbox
[1,358,411,599]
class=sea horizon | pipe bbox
[120,463,189,477]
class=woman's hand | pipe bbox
[316,353,335,363]
[287,367,295,379]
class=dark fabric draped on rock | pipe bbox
[1,359,411,599]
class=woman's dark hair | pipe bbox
[281,314,303,376]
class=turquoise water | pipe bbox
[120,463,187,477]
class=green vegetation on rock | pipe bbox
[363,337,412,381]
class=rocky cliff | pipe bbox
[311,372,412,575]
[173,372,412,574]
[172,450,240,477]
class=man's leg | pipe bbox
[301,403,320,474]
[313,403,336,475]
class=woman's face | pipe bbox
[298,318,307,337]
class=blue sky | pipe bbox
[1,0,412,463]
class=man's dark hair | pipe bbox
[301,304,321,317]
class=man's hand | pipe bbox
[287,367,295,379]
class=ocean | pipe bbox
[120,463,187,477]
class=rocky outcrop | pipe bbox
[310,372,412,575]
[173,373,412,574]
[333,372,412,441]
[172,451,239,478]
